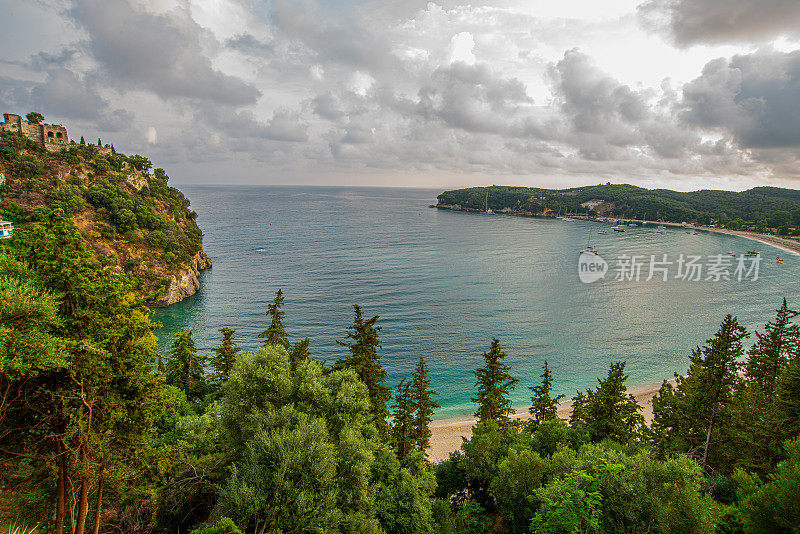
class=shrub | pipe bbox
[14,155,45,178]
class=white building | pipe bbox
[0,220,13,239]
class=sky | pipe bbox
[2,0,800,190]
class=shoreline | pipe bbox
[427,379,671,463]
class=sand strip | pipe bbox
[427,381,669,463]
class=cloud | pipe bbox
[639,0,800,47]
[680,48,800,149]
[70,0,261,106]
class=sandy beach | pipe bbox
[427,381,669,463]
[703,228,800,256]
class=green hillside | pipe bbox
[437,184,800,233]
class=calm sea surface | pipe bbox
[152,186,799,418]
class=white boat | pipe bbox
[484,191,493,214]
[611,225,625,232]
[580,228,599,255]
[628,223,637,227]
[597,230,608,235]
[562,217,575,222]
[744,250,760,257]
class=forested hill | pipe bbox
[436,184,800,231]
[0,128,210,305]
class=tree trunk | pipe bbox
[92,472,104,534]
[701,405,717,471]
[74,445,90,534]
[55,440,66,534]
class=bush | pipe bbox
[47,185,86,216]
[14,154,45,178]
[189,518,243,534]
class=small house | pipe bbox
[0,220,13,239]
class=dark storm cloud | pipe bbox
[417,62,533,135]
[29,68,132,130]
[681,48,800,148]
[69,0,261,106]
[205,108,308,143]
[639,0,800,46]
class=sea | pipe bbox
[151,186,799,419]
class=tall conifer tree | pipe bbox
[210,327,240,388]
[651,315,748,471]
[391,378,415,458]
[410,355,439,451]
[166,330,206,402]
[259,289,289,348]
[529,360,564,425]
[472,338,518,429]
[335,305,391,437]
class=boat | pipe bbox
[728,251,735,257]
[597,230,608,235]
[611,225,625,232]
[580,228,599,255]
[777,256,783,264]
[628,223,637,227]
[562,217,575,222]
[657,225,666,234]
[484,191,493,214]
[744,250,760,257]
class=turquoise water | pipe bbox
[152,186,799,418]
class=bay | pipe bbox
[152,186,798,418]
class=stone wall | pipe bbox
[1,113,69,151]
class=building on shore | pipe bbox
[0,220,13,240]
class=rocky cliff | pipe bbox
[152,249,212,306]
[0,124,211,306]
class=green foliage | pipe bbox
[165,330,207,403]
[530,469,602,534]
[472,338,519,429]
[411,354,440,452]
[529,360,565,426]
[570,362,644,444]
[651,315,748,472]
[46,184,86,215]
[259,288,289,347]
[189,517,244,534]
[437,184,800,226]
[334,304,392,438]
[14,154,45,178]
[734,438,800,533]
[127,154,153,172]
[218,346,389,532]
[210,327,240,390]
[25,112,44,124]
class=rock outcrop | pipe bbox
[151,249,213,306]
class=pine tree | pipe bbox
[80,136,85,145]
[569,390,588,427]
[732,300,799,474]
[745,298,799,401]
[289,337,311,372]
[582,361,644,443]
[472,338,519,429]
[210,327,240,389]
[391,378,415,458]
[529,360,564,425]
[775,355,800,444]
[334,304,391,437]
[651,315,748,471]
[166,330,207,402]
[410,355,439,452]
[259,289,289,348]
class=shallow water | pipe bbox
[152,186,799,418]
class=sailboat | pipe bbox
[484,190,493,214]
[580,227,599,255]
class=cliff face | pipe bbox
[152,249,213,306]
[0,127,210,306]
